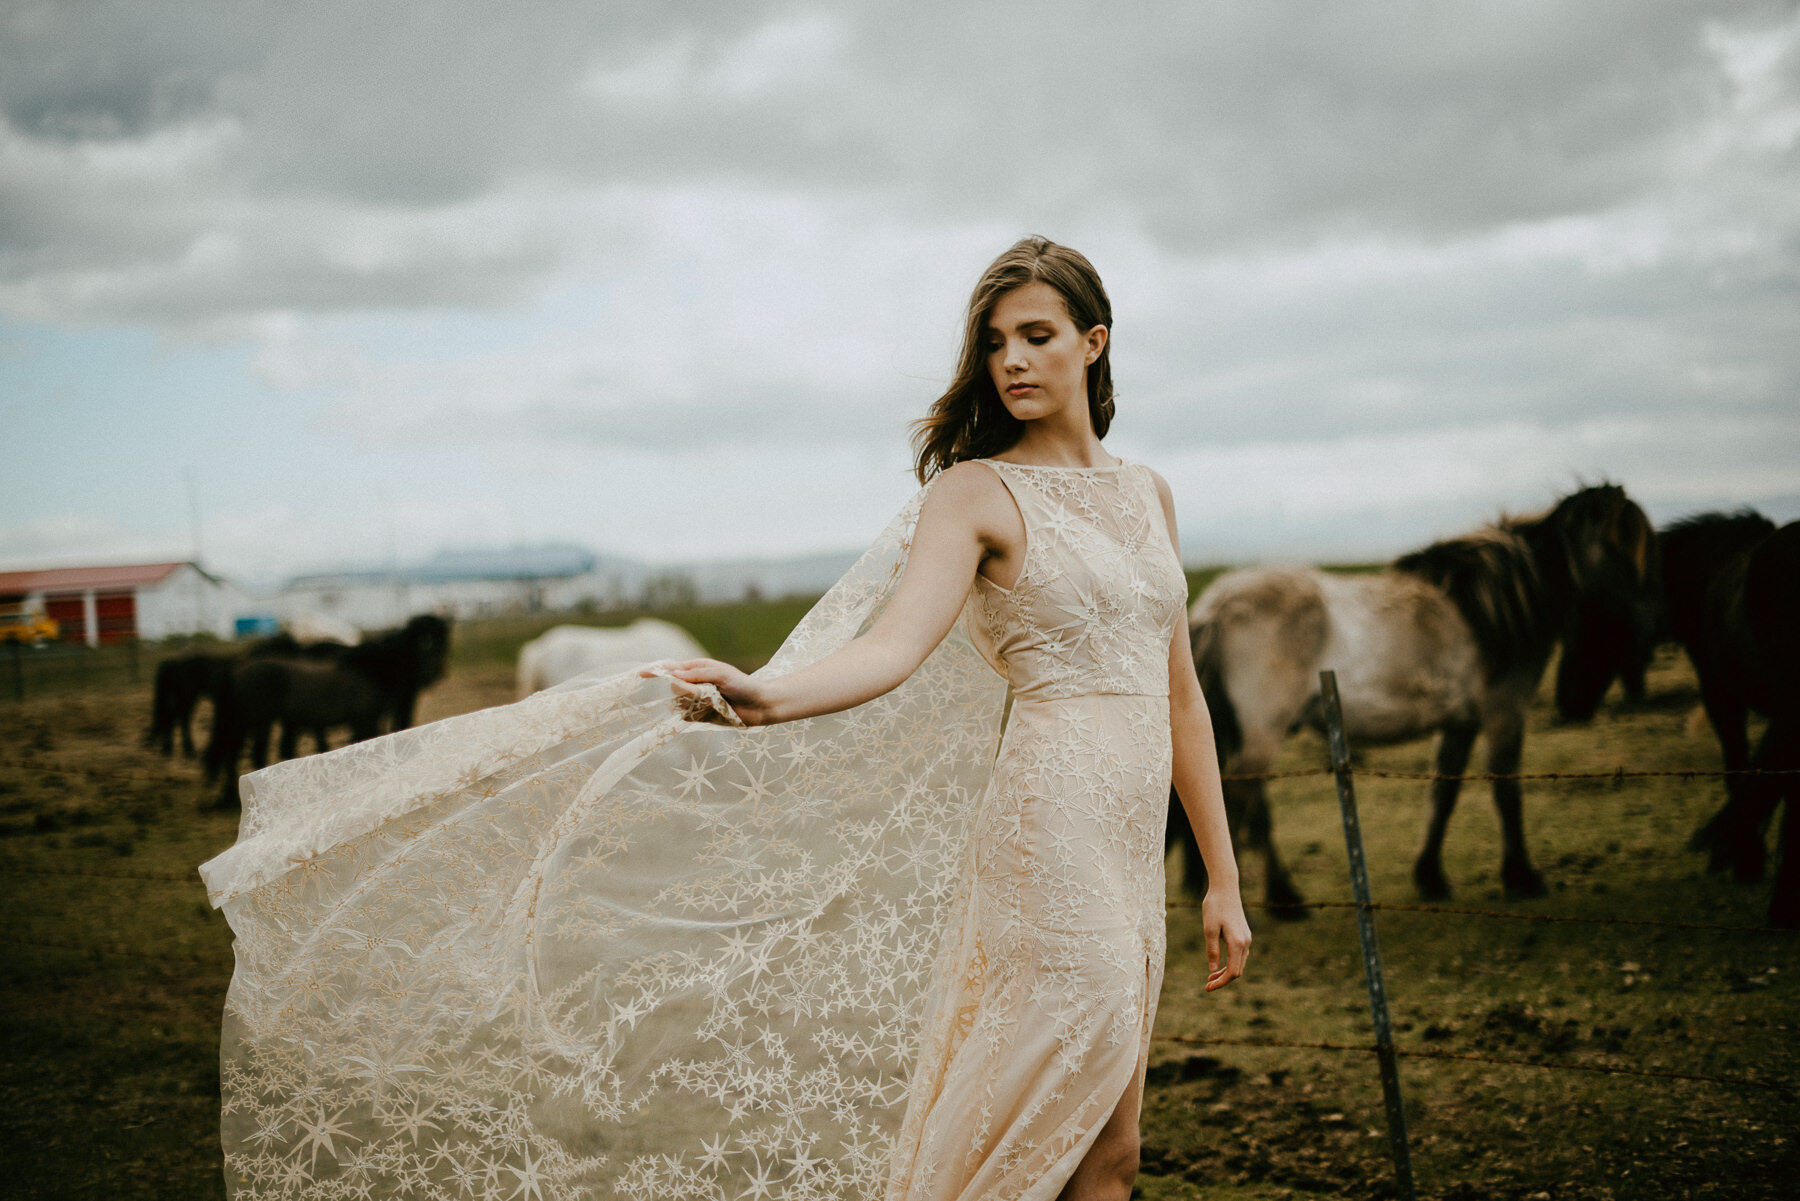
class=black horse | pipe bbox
[153,634,354,760]
[208,614,452,802]
[1553,505,1664,722]
[1168,483,1662,910]
[347,614,452,731]
[1660,511,1800,928]
[147,653,235,758]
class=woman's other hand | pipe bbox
[1201,888,1252,992]
[641,659,777,726]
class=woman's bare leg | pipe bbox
[1056,1048,1146,1201]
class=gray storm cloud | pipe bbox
[1,0,1796,574]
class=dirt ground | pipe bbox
[0,638,1794,1199]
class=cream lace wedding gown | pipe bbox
[199,458,1187,1201]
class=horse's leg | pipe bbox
[1726,720,1790,885]
[1414,723,1477,900]
[277,721,300,762]
[1165,788,1209,896]
[169,679,198,759]
[1483,709,1547,899]
[209,706,242,806]
[1227,731,1305,915]
[1242,775,1305,917]
[1767,718,1800,929]
[1689,678,1756,875]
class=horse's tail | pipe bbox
[1190,618,1242,764]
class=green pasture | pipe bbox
[0,595,1794,1199]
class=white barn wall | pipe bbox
[137,564,248,640]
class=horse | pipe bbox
[150,635,338,761]
[1167,483,1660,913]
[210,656,390,792]
[147,653,235,758]
[1552,515,1664,722]
[343,613,452,730]
[1660,511,1800,927]
[208,614,452,802]
[515,618,704,697]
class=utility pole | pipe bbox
[185,466,205,565]
[186,467,206,638]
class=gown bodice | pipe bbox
[966,459,1189,702]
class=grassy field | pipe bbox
[0,603,1794,1199]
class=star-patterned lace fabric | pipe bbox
[199,457,1187,1201]
[884,459,1188,1200]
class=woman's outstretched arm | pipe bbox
[1150,470,1252,992]
[650,463,1015,726]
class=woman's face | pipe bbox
[984,280,1107,423]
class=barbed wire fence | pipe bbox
[3,678,1800,1196]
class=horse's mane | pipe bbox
[1395,483,1652,680]
[1661,508,1774,543]
[1657,508,1775,648]
[1393,525,1550,678]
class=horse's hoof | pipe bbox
[1413,861,1452,901]
[1770,894,1800,930]
[1503,866,1549,899]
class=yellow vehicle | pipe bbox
[0,598,58,646]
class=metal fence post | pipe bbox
[1319,669,1417,1201]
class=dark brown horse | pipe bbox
[147,653,235,758]
[208,614,452,802]
[1661,511,1800,927]
[1168,484,1659,912]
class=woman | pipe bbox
[663,236,1251,1199]
[200,237,1248,1201]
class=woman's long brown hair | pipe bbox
[911,236,1115,482]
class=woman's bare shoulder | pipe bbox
[929,459,1012,502]
[1137,461,1175,506]
[920,460,1021,542]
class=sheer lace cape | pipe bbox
[199,480,1009,1200]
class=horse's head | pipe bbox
[1657,509,1776,649]
[406,614,452,687]
[1545,484,1663,721]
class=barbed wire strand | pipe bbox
[4,871,1795,936]
[6,757,1800,788]
[1355,766,1800,782]
[1164,897,1799,935]
[5,937,222,967]
[11,934,1795,1099]
[0,758,199,788]
[1152,1033,1798,1099]
[0,863,198,884]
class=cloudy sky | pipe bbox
[3,0,1797,585]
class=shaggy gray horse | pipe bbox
[1169,484,1659,912]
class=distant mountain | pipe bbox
[274,542,861,605]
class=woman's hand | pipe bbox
[1201,887,1252,992]
[642,658,779,726]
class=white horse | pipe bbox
[515,618,707,697]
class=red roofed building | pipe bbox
[0,561,247,646]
